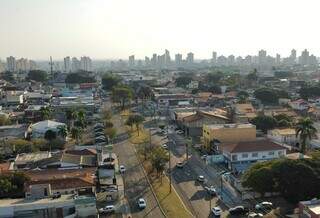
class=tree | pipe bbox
[102,73,121,91]
[71,127,82,144]
[104,128,117,141]
[274,114,293,128]
[75,110,86,128]
[57,125,68,139]
[65,109,77,129]
[206,71,224,85]
[254,88,288,105]
[295,118,317,154]
[175,76,192,88]
[126,114,145,136]
[246,69,258,83]
[112,86,133,109]
[105,121,114,128]
[44,130,57,151]
[40,107,52,120]
[102,109,112,121]
[0,115,11,126]
[65,71,96,84]
[0,172,29,198]
[27,70,47,82]
[251,115,277,133]
[150,147,169,177]
[299,84,320,99]
[137,85,153,108]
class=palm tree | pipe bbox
[40,107,52,120]
[295,117,317,154]
[57,125,68,140]
[71,127,82,145]
[65,109,77,129]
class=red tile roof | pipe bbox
[222,140,286,153]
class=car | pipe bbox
[137,198,146,209]
[201,154,207,160]
[229,206,249,215]
[176,130,184,134]
[162,144,168,150]
[52,192,61,199]
[197,175,205,182]
[255,201,273,210]
[248,212,263,217]
[98,205,115,214]
[176,162,184,168]
[119,165,126,173]
[95,132,105,137]
[161,130,168,135]
[204,186,216,195]
[211,206,222,216]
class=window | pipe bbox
[268,151,274,156]
[252,152,258,157]
[278,151,284,156]
[242,153,248,158]
[232,154,238,161]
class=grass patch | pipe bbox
[151,174,193,218]
[129,129,149,144]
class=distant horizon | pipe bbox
[2,0,320,59]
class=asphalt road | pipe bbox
[112,114,165,218]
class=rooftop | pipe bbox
[15,152,51,164]
[205,123,255,130]
[222,139,286,153]
[269,128,296,136]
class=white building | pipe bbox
[30,120,67,138]
[267,128,298,146]
[222,139,286,173]
[80,56,92,72]
[63,56,71,73]
[6,56,16,72]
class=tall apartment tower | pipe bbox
[128,55,135,68]
[64,56,71,73]
[6,56,16,72]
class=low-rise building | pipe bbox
[232,103,257,123]
[222,139,286,173]
[299,198,320,218]
[203,123,256,150]
[267,128,298,146]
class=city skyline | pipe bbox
[2,0,320,59]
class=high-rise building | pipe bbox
[227,55,235,65]
[175,54,182,66]
[186,52,194,64]
[165,49,171,66]
[157,54,165,67]
[29,60,37,70]
[6,56,16,72]
[16,58,29,72]
[80,56,92,71]
[63,56,71,73]
[151,53,157,66]
[145,56,150,66]
[128,55,135,68]
[72,57,81,72]
[0,60,5,73]
[299,49,309,66]
[276,54,281,65]
[212,51,217,64]
[258,49,267,65]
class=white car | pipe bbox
[211,206,222,216]
[119,165,126,173]
[176,162,184,168]
[255,201,273,210]
[176,130,184,134]
[137,198,146,209]
[204,186,216,195]
[162,144,168,150]
[248,212,263,218]
[98,205,115,214]
[197,175,205,182]
[201,154,207,160]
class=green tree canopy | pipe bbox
[150,147,169,177]
[299,84,320,99]
[206,71,224,85]
[0,172,30,198]
[27,70,48,82]
[126,114,144,135]
[102,73,121,91]
[65,71,96,84]
[254,88,289,105]
[175,76,192,88]
[295,118,317,154]
[112,86,133,109]
[251,115,277,133]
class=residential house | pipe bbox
[222,139,286,173]
[203,123,256,150]
[267,128,298,146]
[24,105,44,122]
[299,199,320,218]
[289,99,309,111]
[29,120,67,138]
[232,103,257,123]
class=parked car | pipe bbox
[176,130,184,134]
[162,144,168,150]
[204,186,216,195]
[137,198,146,209]
[95,132,105,137]
[201,154,207,160]
[98,205,115,214]
[248,212,263,217]
[255,201,273,210]
[52,192,61,199]
[211,207,222,216]
[119,165,126,173]
[197,175,205,182]
[229,206,249,215]
[176,162,184,168]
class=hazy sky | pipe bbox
[1,0,320,60]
